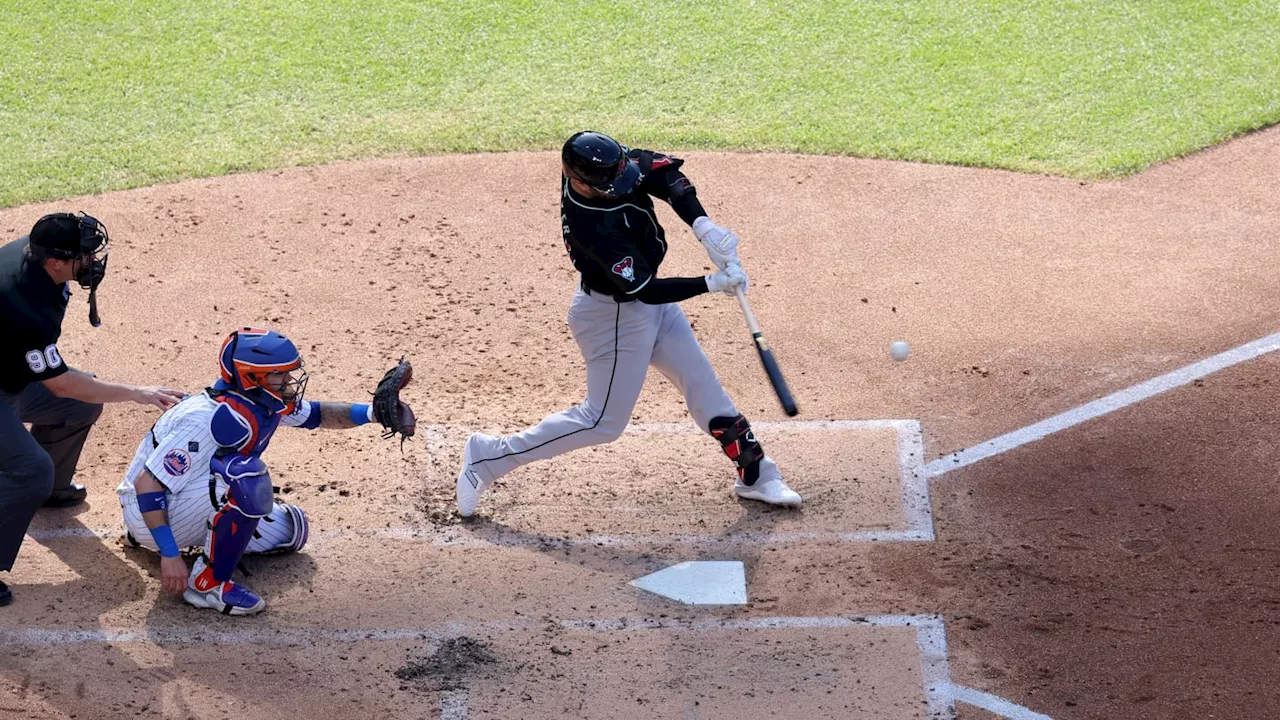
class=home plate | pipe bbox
[629,561,747,605]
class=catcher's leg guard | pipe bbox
[203,491,266,583]
[709,415,765,486]
[205,465,273,576]
[185,457,274,615]
[186,499,267,616]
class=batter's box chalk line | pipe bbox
[417,418,935,546]
[26,419,928,547]
[1,614,1048,720]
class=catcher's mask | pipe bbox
[217,328,309,415]
[562,131,642,199]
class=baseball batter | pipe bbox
[117,328,415,615]
[456,131,801,517]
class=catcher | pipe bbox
[114,327,415,615]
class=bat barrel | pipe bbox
[736,288,798,416]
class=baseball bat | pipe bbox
[733,286,798,416]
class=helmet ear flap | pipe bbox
[218,331,241,386]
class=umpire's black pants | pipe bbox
[0,377,103,572]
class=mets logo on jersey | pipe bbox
[612,256,636,282]
[162,449,191,477]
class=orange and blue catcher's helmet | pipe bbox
[216,327,308,414]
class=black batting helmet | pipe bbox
[562,131,642,198]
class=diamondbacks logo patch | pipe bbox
[162,449,191,477]
[612,256,636,282]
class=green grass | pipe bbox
[1,0,1277,205]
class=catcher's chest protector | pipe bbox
[211,392,283,456]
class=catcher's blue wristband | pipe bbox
[350,403,374,425]
[150,524,181,558]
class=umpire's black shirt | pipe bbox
[0,237,70,394]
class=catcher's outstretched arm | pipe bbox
[310,402,379,430]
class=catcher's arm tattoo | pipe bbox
[312,402,373,430]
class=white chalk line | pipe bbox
[915,615,955,719]
[557,614,1046,719]
[421,418,935,546]
[3,613,941,648]
[1,613,954,718]
[949,685,1054,720]
[34,418,933,547]
[897,420,935,541]
[3,616,1051,718]
[25,524,931,547]
[556,613,936,633]
[924,331,1280,477]
[32,420,936,548]
[0,621,527,647]
[439,689,469,720]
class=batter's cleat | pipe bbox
[734,456,802,507]
[456,433,496,518]
[0,580,11,607]
[42,483,87,508]
[183,557,265,616]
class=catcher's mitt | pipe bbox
[372,358,416,446]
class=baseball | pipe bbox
[890,341,910,362]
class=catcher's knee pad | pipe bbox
[215,455,274,518]
[709,415,764,484]
[251,502,309,555]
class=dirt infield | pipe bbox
[2,127,1280,719]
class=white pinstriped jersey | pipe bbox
[115,391,313,497]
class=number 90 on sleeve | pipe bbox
[25,344,63,373]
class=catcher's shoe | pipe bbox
[183,557,266,616]
[734,456,802,507]
[456,433,496,518]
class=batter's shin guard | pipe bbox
[709,415,765,486]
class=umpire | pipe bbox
[0,212,183,606]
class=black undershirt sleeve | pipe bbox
[669,191,707,226]
[644,164,707,225]
[633,276,709,305]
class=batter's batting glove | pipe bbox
[706,262,748,296]
[692,216,741,270]
[372,358,417,447]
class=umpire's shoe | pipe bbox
[43,482,87,508]
[734,456,802,507]
[456,433,497,518]
[183,557,266,616]
[0,580,12,606]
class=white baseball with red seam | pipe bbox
[890,341,910,361]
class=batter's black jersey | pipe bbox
[561,150,692,298]
[0,237,71,394]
